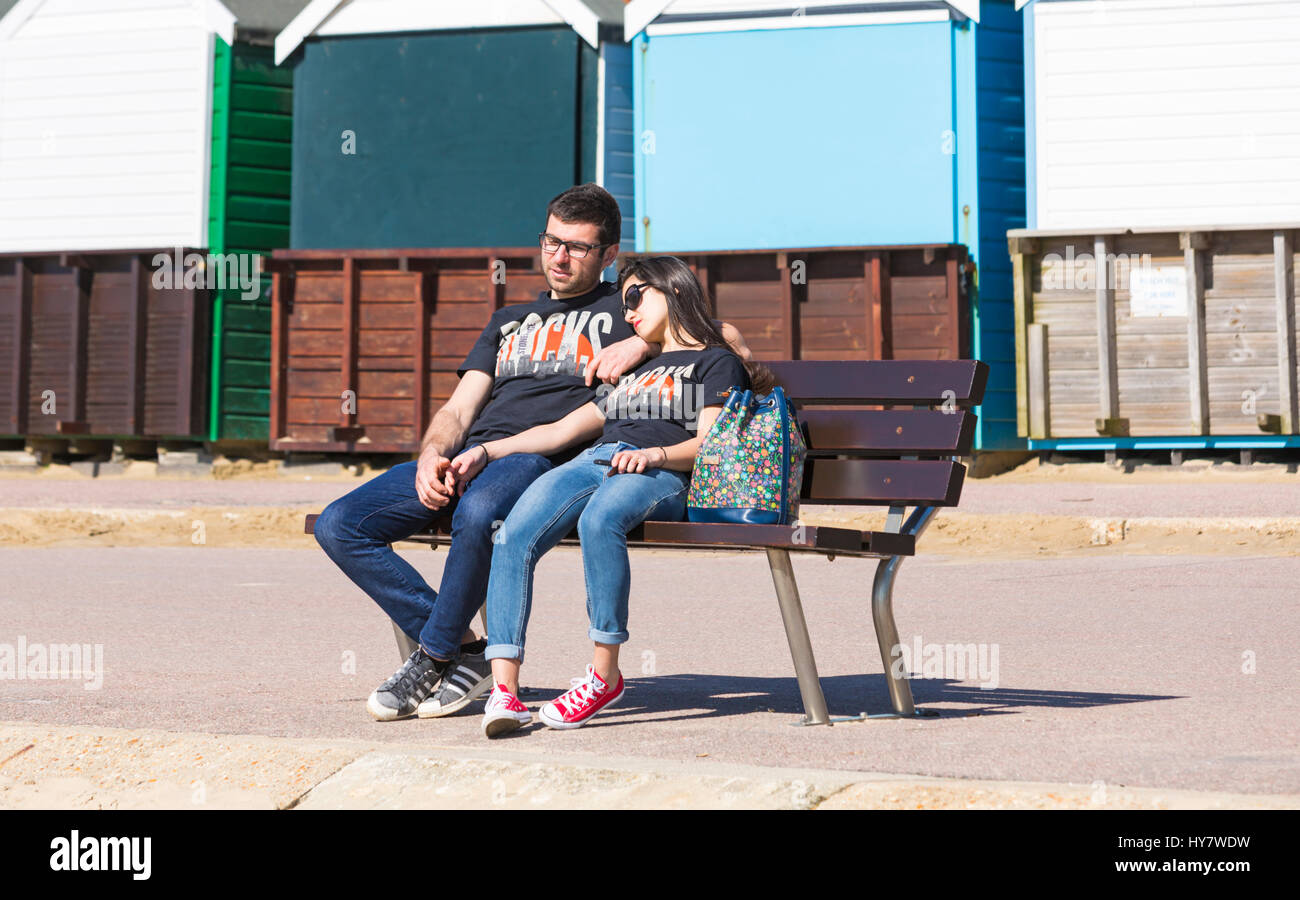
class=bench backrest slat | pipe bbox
[802,458,965,506]
[765,360,987,406]
[754,359,989,508]
[799,408,974,456]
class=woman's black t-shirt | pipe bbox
[596,346,749,449]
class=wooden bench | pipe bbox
[305,359,989,725]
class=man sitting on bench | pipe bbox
[314,183,750,721]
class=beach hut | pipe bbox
[262,1,633,455]
[624,0,1027,451]
[1009,0,1300,456]
[274,0,634,249]
[0,0,303,445]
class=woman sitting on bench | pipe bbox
[444,255,770,736]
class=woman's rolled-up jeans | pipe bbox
[484,441,690,663]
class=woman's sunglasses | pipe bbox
[622,281,650,314]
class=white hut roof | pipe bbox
[275,0,624,65]
[0,0,234,43]
[0,0,314,44]
[624,1,981,40]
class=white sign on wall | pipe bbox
[1129,266,1187,318]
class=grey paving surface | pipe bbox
[1,546,1296,795]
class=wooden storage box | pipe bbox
[636,244,971,362]
[1009,225,1300,441]
[0,251,209,439]
[268,248,547,453]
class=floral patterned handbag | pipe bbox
[686,385,807,525]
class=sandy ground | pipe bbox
[979,452,1298,484]
[0,504,1296,559]
[4,450,1299,484]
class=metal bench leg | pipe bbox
[385,540,421,661]
[871,554,917,716]
[393,620,419,660]
[867,506,941,720]
[765,548,831,726]
[387,549,485,663]
[394,609,485,665]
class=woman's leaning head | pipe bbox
[617,256,729,350]
[616,255,776,392]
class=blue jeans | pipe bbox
[314,453,554,660]
[484,441,691,663]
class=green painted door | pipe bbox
[289,26,599,248]
[209,39,293,442]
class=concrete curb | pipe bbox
[2,722,1295,810]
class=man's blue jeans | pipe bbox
[484,441,690,663]
[314,453,554,660]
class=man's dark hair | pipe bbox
[545,183,622,247]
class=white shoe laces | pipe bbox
[489,686,514,711]
[556,671,601,714]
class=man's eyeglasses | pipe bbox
[539,233,607,259]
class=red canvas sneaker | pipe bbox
[539,664,625,730]
[482,683,532,738]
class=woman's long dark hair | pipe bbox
[618,256,775,392]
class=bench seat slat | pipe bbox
[303,514,914,557]
[638,521,914,556]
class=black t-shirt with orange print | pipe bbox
[596,346,749,449]
[458,280,635,450]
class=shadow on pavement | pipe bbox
[546,674,1184,724]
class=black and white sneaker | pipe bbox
[366,648,445,722]
[417,649,493,718]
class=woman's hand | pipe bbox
[608,447,665,474]
[445,444,489,495]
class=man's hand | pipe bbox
[584,335,655,386]
[445,445,489,496]
[414,446,454,510]
[719,321,752,361]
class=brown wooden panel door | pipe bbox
[0,259,32,435]
[144,281,203,437]
[85,271,135,434]
[25,271,84,434]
